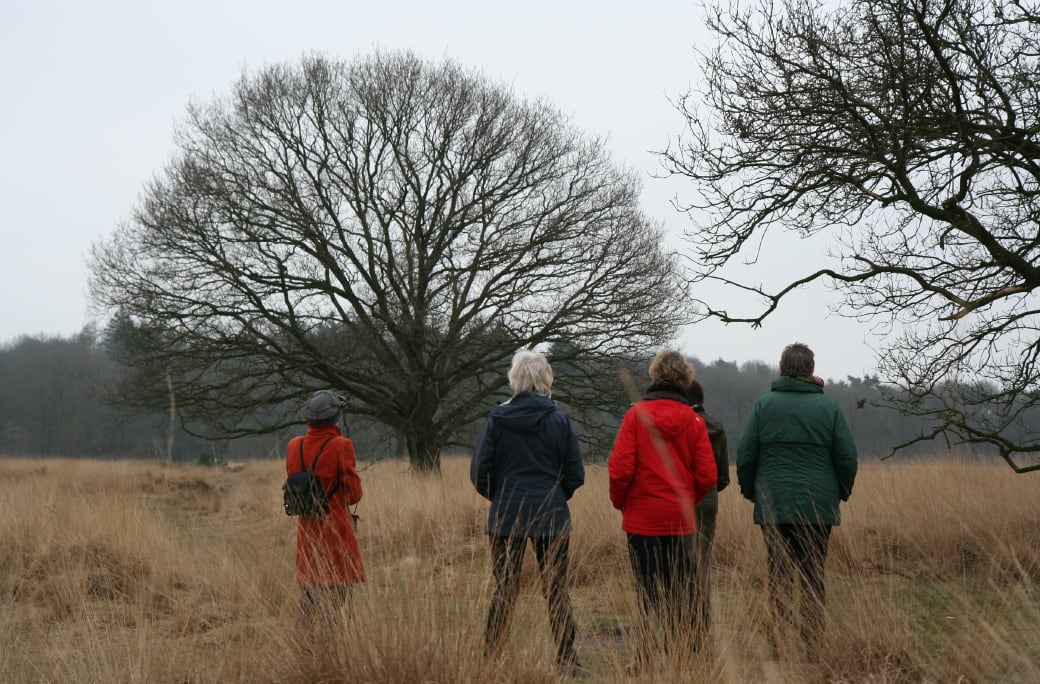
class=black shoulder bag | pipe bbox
[282,436,340,516]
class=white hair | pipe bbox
[507,350,554,397]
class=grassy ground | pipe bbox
[1,456,1038,682]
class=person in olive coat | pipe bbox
[737,343,857,661]
[471,350,586,677]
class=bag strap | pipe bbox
[299,435,336,472]
[298,436,341,500]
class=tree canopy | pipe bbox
[89,51,687,471]
[665,0,1040,471]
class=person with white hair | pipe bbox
[471,350,586,678]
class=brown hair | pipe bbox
[648,349,694,389]
[686,378,705,405]
[779,342,815,377]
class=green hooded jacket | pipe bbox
[737,376,858,525]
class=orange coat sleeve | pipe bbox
[608,409,638,510]
[336,438,363,506]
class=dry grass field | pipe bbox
[1,455,1039,683]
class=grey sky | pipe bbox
[0,0,883,379]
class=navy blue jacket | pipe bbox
[470,392,585,537]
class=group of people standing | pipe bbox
[285,342,858,677]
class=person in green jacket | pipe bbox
[737,342,857,662]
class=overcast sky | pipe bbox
[0,0,885,380]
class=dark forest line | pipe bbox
[0,330,997,464]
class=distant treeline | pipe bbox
[0,330,999,464]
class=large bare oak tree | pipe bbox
[665,0,1040,471]
[90,52,686,472]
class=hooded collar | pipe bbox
[771,376,824,394]
[489,391,557,433]
[642,383,689,404]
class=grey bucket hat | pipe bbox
[302,390,346,422]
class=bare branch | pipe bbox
[665,0,1040,468]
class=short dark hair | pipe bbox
[779,342,815,377]
[685,378,705,405]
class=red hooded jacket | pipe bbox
[608,392,717,536]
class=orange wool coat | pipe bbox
[286,424,365,586]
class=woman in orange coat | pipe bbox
[286,390,364,622]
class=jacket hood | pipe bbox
[636,395,696,440]
[642,384,688,404]
[771,376,825,394]
[489,391,557,433]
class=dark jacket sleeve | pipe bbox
[558,416,585,500]
[336,437,364,506]
[736,403,760,502]
[831,408,858,501]
[713,425,731,493]
[702,412,731,493]
[470,416,497,500]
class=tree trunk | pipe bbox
[407,436,442,474]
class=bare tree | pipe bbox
[664,0,1040,471]
[90,51,686,472]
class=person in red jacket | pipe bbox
[609,350,717,670]
[286,390,364,625]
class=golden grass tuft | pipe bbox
[0,456,1038,682]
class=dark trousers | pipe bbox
[298,584,350,627]
[485,534,578,666]
[692,488,718,643]
[761,523,832,656]
[626,533,696,657]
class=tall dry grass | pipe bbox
[1,456,1038,682]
